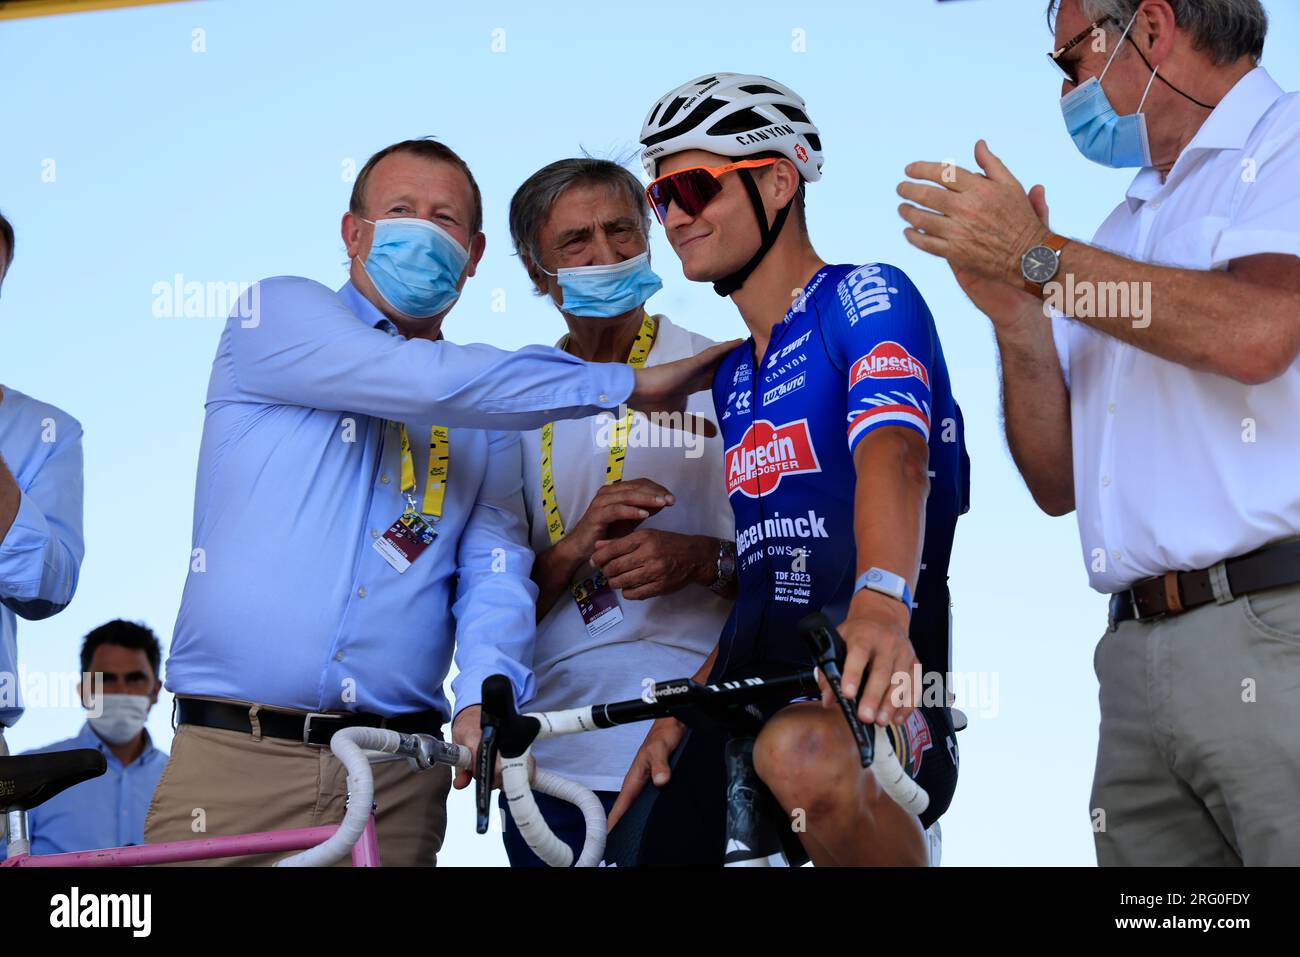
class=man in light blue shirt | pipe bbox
[13,620,166,857]
[0,210,87,758]
[149,139,731,865]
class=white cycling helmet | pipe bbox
[639,73,824,182]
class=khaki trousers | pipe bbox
[1091,582,1300,865]
[144,701,452,866]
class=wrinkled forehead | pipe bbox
[547,181,643,229]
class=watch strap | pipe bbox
[854,567,913,614]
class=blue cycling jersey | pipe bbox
[712,262,970,683]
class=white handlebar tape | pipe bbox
[528,706,598,737]
[531,769,608,867]
[872,724,930,817]
[502,749,608,867]
[501,753,572,867]
[276,726,404,867]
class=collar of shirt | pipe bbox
[1125,67,1286,213]
[336,279,447,342]
[71,720,158,770]
[336,280,399,335]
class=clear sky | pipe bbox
[3,0,1297,867]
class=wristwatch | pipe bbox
[854,566,912,614]
[1020,233,1069,296]
[709,539,737,594]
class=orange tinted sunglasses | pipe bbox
[645,158,777,225]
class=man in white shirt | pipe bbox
[898,0,1300,865]
[502,158,735,865]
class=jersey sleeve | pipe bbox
[822,263,936,453]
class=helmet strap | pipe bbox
[712,168,793,298]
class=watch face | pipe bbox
[1022,245,1059,284]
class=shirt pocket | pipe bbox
[1148,215,1229,270]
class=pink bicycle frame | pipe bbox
[2,813,381,867]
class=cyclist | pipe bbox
[607,74,970,865]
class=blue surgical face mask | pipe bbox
[540,252,663,319]
[360,217,469,319]
[1060,10,1159,169]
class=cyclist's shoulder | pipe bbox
[818,261,933,325]
[712,335,754,387]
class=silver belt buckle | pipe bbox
[302,712,340,747]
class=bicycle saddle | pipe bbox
[0,749,107,812]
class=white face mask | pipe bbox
[88,694,152,745]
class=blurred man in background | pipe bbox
[13,620,166,856]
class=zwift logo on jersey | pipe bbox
[766,330,811,369]
[849,341,930,389]
[838,264,900,325]
[725,419,821,498]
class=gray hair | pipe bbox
[1047,0,1267,65]
[508,158,651,274]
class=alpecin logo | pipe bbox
[725,419,821,498]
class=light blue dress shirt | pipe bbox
[165,277,634,721]
[16,721,166,856]
[0,387,85,728]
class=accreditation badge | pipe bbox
[571,570,624,638]
[373,511,437,574]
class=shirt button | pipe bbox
[335,651,344,662]
[357,586,367,598]
[1101,475,1111,487]
[370,529,380,539]
[1112,550,1122,562]
[598,393,610,405]
[381,474,391,485]
[1108,403,1116,413]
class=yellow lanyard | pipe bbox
[541,312,656,546]
[398,424,450,519]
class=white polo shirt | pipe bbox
[520,314,734,792]
[1052,67,1300,594]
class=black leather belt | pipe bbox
[176,697,443,747]
[1109,539,1300,625]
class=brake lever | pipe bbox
[799,612,874,768]
[474,723,499,834]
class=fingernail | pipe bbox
[860,705,874,723]
[638,509,649,517]
[653,773,667,785]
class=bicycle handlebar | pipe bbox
[476,614,932,866]
[276,727,472,867]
